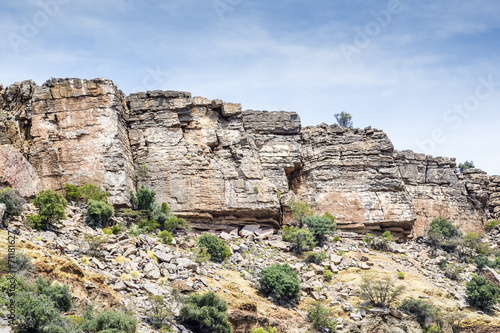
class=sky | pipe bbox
[1,0,499,174]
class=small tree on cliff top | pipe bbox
[334,111,353,128]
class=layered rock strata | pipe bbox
[1,78,499,235]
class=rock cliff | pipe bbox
[1,78,499,236]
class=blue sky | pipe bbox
[1,0,499,174]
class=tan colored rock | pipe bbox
[0,144,42,197]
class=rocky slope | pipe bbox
[1,78,499,236]
[2,204,500,332]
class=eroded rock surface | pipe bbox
[1,78,499,235]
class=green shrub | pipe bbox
[397,272,405,279]
[0,187,25,218]
[84,234,108,259]
[458,161,474,173]
[429,217,461,238]
[198,234,231,263]
[79,183,110,203]
[486,220,500,232]
[128,224,141,237]
[359,275,404,308]
[30,190,68,230]
[474,256,495,272]
[258,263,300,306]
[164,215,190,233]
[64,183,81,202]
[36,278,72,312]
[443,264,464,281]
[80,310,137,332]
[363,232,393,251]
[139,219,160,234]
[304,252,327,264]
[14,292,62,332]
[323,269,333,282]
[179,291,232,333]
[0,252,33,274]
[111,224,121,234]
[333,236,340,242]
[130,185,156,212]
[287,200,313,224]
[466,275,500,311]
[146,295,174,330]
[334,111,353,128]
[307,301,337,332]
[86,199,114,228]
[282,226,315,254]
[398,298,442,332]
[102,227,113,235]
[158,230,173,245]
[303,215,336,246]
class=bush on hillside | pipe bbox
[250,327,278,333]
[363,231,394,251]
[282,226,315,254]
[80,310,137,333]
[130,185,156,212]
[197,233,231,263]
[287,200,313,224]
[29,190,67,230]
[164,215,190,233]
[486,220,500,232]
[179,291,232,333]
[36,278,72,312]
[0,187,25,218]
[86,199,115,228]
[304,252,327,265]
[258,263,300,307]
[466,275,500,312]
[398,298,442,331]
[14,292,63,333]
[158,230,173,245]
[428,217,461,239]
[64,183,110,203]
[359,275,404,308]
[303,214,336,246]
[307,301,337,332]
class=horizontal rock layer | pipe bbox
[1,79,499,235]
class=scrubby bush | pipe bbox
[323,269,333,282]
[30,190,68,230]
[334,111,353,128]
[139,219,160,234]
[130,185,156,212]
[164,215,190,233]
[303,215,336,246]
[307,301,337,332]
[84,234,108,259]
[179,291,232,333]
[158,230,173,245]
[64,183,81,202]
[282,226,315,254]
[443,263,464,281]
[458,161,474,173]
[304,252,327,264]
[359,275,404,308]
[363,231,394,251]
[36,278,72,312]
[474,256,496,272]
[198,233,231,263]
[258,263,300,307]
[333,236,340,242]
[0,187,25,218]
[80,310,137,332]
[287,200,313,224]
[15,292,62,332]
[398,298,442,332]
[466,275,500,312]
[0,252,33,274]
[486,220,500,232]
[429,217,461,239]
[79,183,110,203]
[86,199,114,228]
[146,295,174,330]
[397,272,405,279]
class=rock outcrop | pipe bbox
[0,144,42,197]
[1,78,499,235]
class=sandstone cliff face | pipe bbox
[1,78,499,235]
[0,78,134,205]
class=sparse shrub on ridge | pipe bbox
[359,275,404,308]
[398,298,442,332]
[258,263,300,307]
